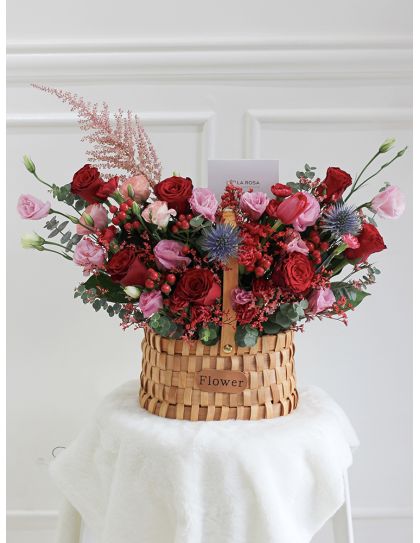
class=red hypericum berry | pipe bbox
[161,283,171,295]
[176,221,182,228]
[109,205,118,214]
[171,225,179,234]
[132,220,141,230]
[179,214,186,222]
[120,203,129,212]
[126,198,134,207]
[186,214,193,220]
[112,217,120,225]
[180,220,189,230]
[261,258,271,269]
[312,250,321,260]
[124,222,132,232]
[320,241,329,251]
[166,273,176,285]
[314,256,322,265]
[145,279,155,289]
[255,266,265,277]
[306,241,315,252]
[163,299,170,306]
[182,245,190,254]
[118,211,127,221]
[147,268,159,281]
[246,265,255,272]
[309,231,320,244]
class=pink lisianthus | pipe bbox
[138,290,163,318]
[371,185,405,219]
[73,238,105,275]
[285,232,309,255]
[292,192,320,232]
[76,204,108,235]
[231,288,255,309]
[17,194,51,220]
[240,191,270,220]
[120,175,151,203]
[307,287,335,314]
[189,188,218,222]
[142,201,176,229]
[154,240,191,270]
[342,233,360,249]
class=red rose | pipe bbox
[265,199,280,217]
[98,226,117,247]
[71,164,119,203]
[272,253,314,294]
[236,303,259,325]
[271,183,292,198]
[106,246,148,286]
[154,176,193,213]
[276,193,308,224]
[345,223,386,261]
[316,167,352,203]
[174,268,221,305]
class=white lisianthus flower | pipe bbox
[124,286,141,299]
[21,232,45,249]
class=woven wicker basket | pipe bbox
[139,209,298,421]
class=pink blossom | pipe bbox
[120,175,151,203]
[292,192,320,232]
[73,238,105,275]
[285,233,309,255]
[142,201,176,229]
[189,188,218,222]
[307,288,335,314]
[139,290,163,318]
[17,194,51,220]
[76,204,108,235]
[342,233,360,249]
[240,191,270,220]
[371,185,405,219]
[231,288,255,309]
[154,240,191,270]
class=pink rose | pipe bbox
[139,290,163,318]
[307,287,335,314]
[76,204,108,235]
[371,185,405,219]
[292,192,320,232]
[142,201,176,229]
[240,191,270,220]
[17,194,50,220]
[154,240,191,270]
[189,188,218,222]
[120,175,151,203]
[231,288,255,309]
[73,238,105,275]
[285,233,309,255]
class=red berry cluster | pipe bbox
[144,268,177,295]
[110,199,141,232]
[170,213,193,234]
[305,228,329,265]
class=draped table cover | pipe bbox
[52,380,359,543]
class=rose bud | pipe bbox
[124,286,141,299]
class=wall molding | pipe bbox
[6,36,412,83]
[6,111,215,183]
[244,107,412,158]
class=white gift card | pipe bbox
[207,159,279,200]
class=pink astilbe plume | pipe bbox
[32,84,162,184]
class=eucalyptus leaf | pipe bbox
[330,281,370,310]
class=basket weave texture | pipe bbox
[139,329,298,421]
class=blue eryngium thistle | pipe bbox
[322,202,362,238]
[201,223,240,263]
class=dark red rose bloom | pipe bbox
[315,167,352,203]
[98,226,118,246]
[236,303,260,325]
[106,246,148,286]
[154,176,193,213]
[71,164,119,204]
[174,268,221,305]
[265,199,280,217]
[345,223,386,261]
[271,183,292,198]
[276,193,308,224]
[272,253,314,294]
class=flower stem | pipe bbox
[43,247,73,260]
[344,151,380,202]
[45,241,74,253]
[33,172,53,189]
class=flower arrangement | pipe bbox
[18,86,407,348]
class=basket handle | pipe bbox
[220,208,238,356]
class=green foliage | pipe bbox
[235,324,259,347]
[83,273,127,303]
[149,312,183,338]
[198,323,220,346]
[262,300,308,334]
[51,183,86,209]
[330,281,370,311]
[296,163,317,180]
[43,216,82,252]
